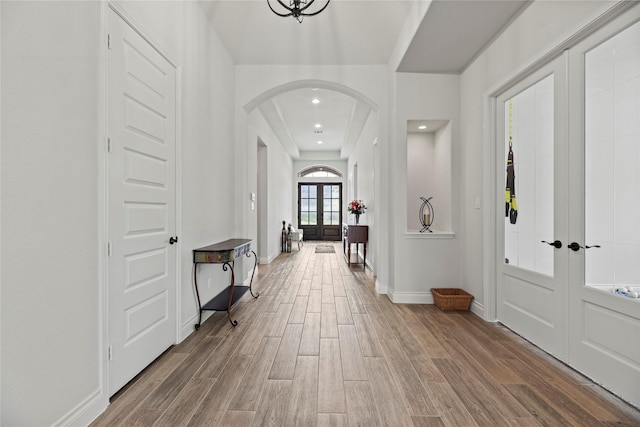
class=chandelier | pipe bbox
[267,0,331,23]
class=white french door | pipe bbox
[107,8,178,396]
[567,9,640,407]
[496,55,569,361]
[496,6,640,408]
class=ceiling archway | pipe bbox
[243,80,378,160]
[243,79,378,114]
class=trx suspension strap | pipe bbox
[505,99,518,224]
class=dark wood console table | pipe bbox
[193,238,258,329]
[343,224,368,267]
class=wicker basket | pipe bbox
[431,288,473,311]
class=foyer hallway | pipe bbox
[92,242,640,426]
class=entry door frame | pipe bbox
[100,0,183,403]
[298,182,343,241]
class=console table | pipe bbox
[193,239,258,329]
[343,224,368,267]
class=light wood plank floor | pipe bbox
[92,242,640,426]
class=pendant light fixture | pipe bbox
[267,0,331,23]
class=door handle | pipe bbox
[541,240,562,249]
[169,236,178,245]
[568,242,601,252]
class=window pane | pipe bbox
[310,199,317,212]
[301,199,309,212]
[301,185,309,198]
[331,212,339,224]
[332,199,339,211]
[324,215,331,225]
[324,199,331,212]
[301,213,309,225]
[584,21,640,289]
[310,186,317,198]
[503,74,554,277]
[324,186,331,198]
[332,185,340,197]
[309,212,317,225]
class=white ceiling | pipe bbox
[199,0,530,159]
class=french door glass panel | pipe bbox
[497,54,568,360]
[585,19,640,290]
[300,184,317,225]
[504,74,555,277]
[323,184,341,225]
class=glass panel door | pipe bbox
[496,54,569,360]
[298,183,342,241]
[568,11,640,408]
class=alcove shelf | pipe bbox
[405,231,455,239]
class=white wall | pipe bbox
[391,73,460,303]
[247,110,294,264]
[347,111,378,270]
[433,123,453,232]
[1,1,238,424]
[460,0,616,317]
[1,2,101,425]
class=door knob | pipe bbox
[169,236,178,245]
[568,242,600,252]
[568,242,580,251]
[541,240,562,249]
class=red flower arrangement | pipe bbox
[347,199,367,215]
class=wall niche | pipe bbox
[406,120,452,233]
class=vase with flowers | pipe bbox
[347,199,367,224]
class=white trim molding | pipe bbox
[388,289,433,304]
[375,278,388,295]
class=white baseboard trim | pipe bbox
[470,300,485,318]
[54,387,106,427]
[388,289,434,304]
[375,278,387,294]
[259,250,279,265]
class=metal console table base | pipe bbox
[193,239,259,329]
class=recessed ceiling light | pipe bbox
[315,123,322,128]
[317,140,323,144]
[311,88,319,91]
[418,125,427,130]
[312,98,320,104]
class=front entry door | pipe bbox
[107,8,177,395]
[496,55,570,361]
[298,183,342,241]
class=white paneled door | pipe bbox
[568,10,640,407]
[107,8,177,396]
[496,55,569,361]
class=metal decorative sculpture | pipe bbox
[419,196,434,233]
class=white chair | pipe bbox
[289,225,303,250]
